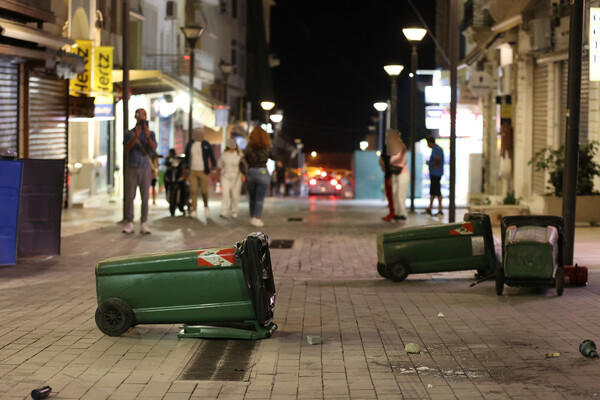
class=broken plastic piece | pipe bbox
[31,386,52,400]
[579,340,599,359]
[307,335,322,345]
[545,352,560,358]
[405,343,421,354]
[437,312,444,318]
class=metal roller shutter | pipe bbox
[28,71,68,159]
[28,69,68,206]
[0,59,19,157]
[580,53,589,143]
[532,64,549,195]
[560,55,589,146]
[560,61,568,147]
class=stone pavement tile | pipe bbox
[57,381,94,398]
[163,393,193,400]
[168,381,197,393]
[77,386,113,400]
[349,388,377,398]
[138,381,171,398]
[297,391,323,399]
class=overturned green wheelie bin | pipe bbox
[94,232,277,339]
[377,213,498,282]
[496,215,565,296]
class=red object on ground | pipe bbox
[564,264,588,286]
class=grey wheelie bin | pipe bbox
[496,215,565,296]
[376,213,498,282]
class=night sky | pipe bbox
[270,0,437,153]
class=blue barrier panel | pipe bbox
[0,160,22,265]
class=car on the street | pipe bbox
[308,170,344,196]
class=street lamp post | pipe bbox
[403,27,427,213]
[373,102,388,151]
[260,101,275,124]
[180,25,204,143]
[270,113,283,159]
[383,65,404,130]
[219,61,234,150]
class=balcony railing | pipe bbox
[142,49,215,84]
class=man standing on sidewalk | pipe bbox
[123,108,157,234]
[184,128,217,218]
[379,143,395,221]
[423,135,444,216]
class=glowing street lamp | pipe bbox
[260,101,275,123]
[180,25,204,142]
[403,27,427,213]
[373,102,388,151]
[383,65,404,130]
[311,151,317,157]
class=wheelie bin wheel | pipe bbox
[377,263,388,278]
[95,298,134,336]
[556,268,564,296]
[495,266,504,296]
[386,261,409,282]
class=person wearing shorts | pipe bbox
[424,135,444,216]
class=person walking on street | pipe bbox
[387,129,409,221]
[275,160,286,196]
[123,108,157,234]
[244,127,274,227]
[184,128,217,218]
[423,135,445,216]
[379,143,395,221]
[150,153,159,205]
[218,138,244,219]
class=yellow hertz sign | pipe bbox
[70,42,114,117]
[93,46,114,108]
[69,40,92,96]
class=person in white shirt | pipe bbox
[387,128,410,221]
[218,138,244,219]
[183,129,217,217]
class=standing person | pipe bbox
[244,127,274,227]
[379,143,395,221]
[184,129,217,218]
[387,129,409,221]
[150,153,159,205]
[275,160,286,196]
[123,108,157,234]
[423,135,445,216]
[218,138,244,219]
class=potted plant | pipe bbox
[529,141,600,223]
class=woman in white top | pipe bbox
[218,138,244,218]
[386,129,410,221]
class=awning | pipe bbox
[112,69,223,109]
[0,17,74,49]
[490,0,539,33]
[459,0,539,68]
[459,32,500,68]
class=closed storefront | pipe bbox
[0,58,19,157]
[532,63,549,195]
[27,68,68,159]
[559,54,589,146]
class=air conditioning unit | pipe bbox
[530,18,552,52]
[166,1,176,19]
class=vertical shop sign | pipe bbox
[591,8,600,81]
[93,46,114,117]
[70,40,92,96]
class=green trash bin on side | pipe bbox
[376,213,498,282]
[95,232,277,339]
[496,215,565,296]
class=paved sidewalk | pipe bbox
[1,197,600,399]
